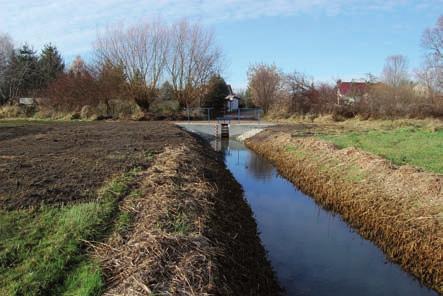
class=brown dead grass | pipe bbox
[246,130,443,294]
[270,116,443,134]
[94,138,280,295]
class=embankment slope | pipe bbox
[246,128,442,294]
[95,131,281,295]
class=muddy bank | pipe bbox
[245,128,443,294]
[95,134,280,295]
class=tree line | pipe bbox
[1,16,442,120]
[0,19,230,119]
[0,38,64,105]
[246,15,443,119]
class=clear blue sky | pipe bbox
[1,0,441,89]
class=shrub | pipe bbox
[80,105,96,120]
[150,99,180,114]
[0,105,36,119]
[0,105,23,119]
[332,105,355,121]
[107,99,144,120]
[70,112,81,120]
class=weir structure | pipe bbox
[176,121,273,139]
[214,119,232,138]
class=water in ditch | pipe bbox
[213,139,438,296]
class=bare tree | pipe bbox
[415,58,442,102]
[382,55,410,87]
[70,56,89,76]
[420,15,443,93]
[167,20,222,109]
[95,20,169,90]
[316,83,336,114]
[95,19,222,109]
[0,33,14,103]
[283,71,314,113]
[0,34,13,69]
[422,15,443,60]
[247,63,282,113]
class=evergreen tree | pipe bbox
[5,44,40,97]
[203,74,230,115]
[130,70,151,110]
[39,44,64,87]
[158,81,175,101]
[98,62,128,102]
[240,87,254,108]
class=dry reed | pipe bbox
[246,130,443,294]
[95,137,280,295]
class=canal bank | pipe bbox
[89,125,281,295]
[244,129,442,294]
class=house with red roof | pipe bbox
[336,80,370,105]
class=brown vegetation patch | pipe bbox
[94,139,280,295]
[0,121,187,209]
[246,129,443,294]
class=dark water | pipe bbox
[214,140,438,296]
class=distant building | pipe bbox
[225,85,240,112]
[336,80,370,105]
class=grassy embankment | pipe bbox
[321,126,443,174]
[267,117,443,173]
[0,168,143,295]
[246,119,443,293]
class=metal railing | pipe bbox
[183,108,213,121]
[184,108,263,122]
[220,108,263,122]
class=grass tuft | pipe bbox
[60,261,104,296]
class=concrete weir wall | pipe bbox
[175,121,273,139]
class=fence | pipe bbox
[182,108,213,121]
[183,108,263,122]
[220,108,264,122]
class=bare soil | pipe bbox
[0,121,186,209]
[0,120,280,294]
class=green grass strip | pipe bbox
[0,168,141,296]
[320,127,443,174]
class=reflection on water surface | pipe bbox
[213,139,437,296]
